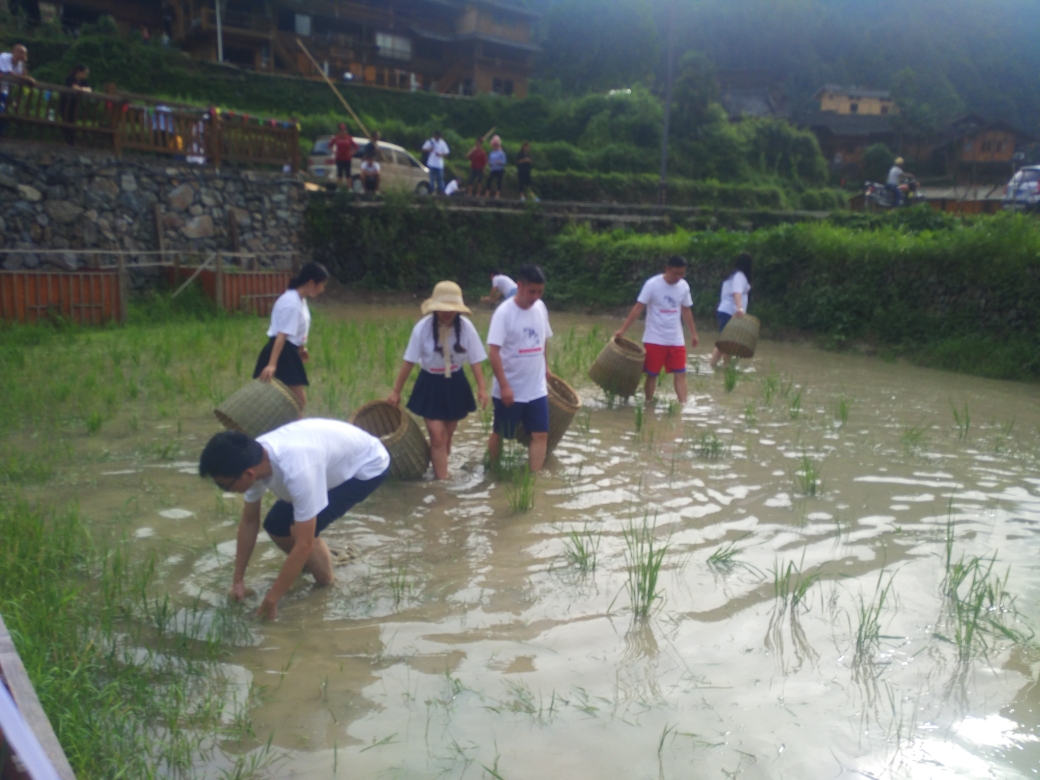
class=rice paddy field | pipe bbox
[1,297,1039,779]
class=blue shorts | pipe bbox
[717,311,732,332]
[263,467,389,538]
[504,288,517,299]
[493,395,549,438]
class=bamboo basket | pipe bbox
[349,401,430,480]
[716,314,761,359]
[214,379,301,438]
[516,373,583,457]
[588,336,645,398]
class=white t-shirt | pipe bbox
[266,289,310,346]
[444,179,460,196]
[486,298,553,402]
[718,271,751,316]
[637,274,693,347]
[0,53,25,76]
[887,165,903,186]
[422,138,450,169]
[403,314,488,373]
[243,419,390,523]
[361,160,380,174]
[491,274,516,296]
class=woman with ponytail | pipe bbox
[387,281,488,479]
[253,262,330,410]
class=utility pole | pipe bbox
[215,0,224,63]
[658,0,677,206]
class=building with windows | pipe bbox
[812,84,896,116]
[53,0,539,97]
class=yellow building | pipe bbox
[813,84,897,116]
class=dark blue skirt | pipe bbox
[407,368,476,421]
[253,337,309,386]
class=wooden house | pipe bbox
[55,0,539,97]
[812,84,897,116]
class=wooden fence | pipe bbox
[0,78,298,171]
[0,251,298,326]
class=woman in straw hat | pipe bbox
[387,281,489,479]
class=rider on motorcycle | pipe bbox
[887,157,909,206]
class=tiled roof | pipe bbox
[814,84,892,100]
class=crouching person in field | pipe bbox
[199,419,390,619]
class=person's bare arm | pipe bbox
[682,307,699,348]
[260,332,288,381]
[230,501,262,600]
[544,341,551,382]
[471,360,489,408]
[488,345,513,406]
[614,302,646,339]
[257,518,316,619]
[733,292,745,317]
[387,360,416,406]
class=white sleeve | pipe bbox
[285,466,328,523]
[636,278,654,306]
[681,282,694,308]
[487,306,508,347]
[422,139,432,151]
[734,272,751,295]
[243,482,266,504]
[462,317,488,363]
[542,303,553,339]
[403,319,426,364]
[269,297,300,336]
[442,141,451,155]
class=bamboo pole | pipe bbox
[295,38,371,139]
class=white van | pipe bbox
[307,135,431,195]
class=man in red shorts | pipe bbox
[615,255,699,405]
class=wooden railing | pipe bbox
[0,78,298,171]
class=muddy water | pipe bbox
[27,306,1040,778]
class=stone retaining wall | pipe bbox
[0,142,307,271]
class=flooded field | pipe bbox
[5,302,1040,779]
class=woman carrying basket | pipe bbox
[387,281,489,480]
[253,262,330,411]
[709,253,752,369]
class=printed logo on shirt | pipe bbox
[518,326,543,354]
[658,293,680,313]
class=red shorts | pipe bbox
[643,343,687,376]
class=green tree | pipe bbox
[670,50,721,137]
[863,143,895,183]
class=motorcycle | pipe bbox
[864,175,920,209]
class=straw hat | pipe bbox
[895,157,904,165]
[421,281,472,315]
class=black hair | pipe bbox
[431,313,466,356]
[666,255,688,269]
[198,431,264,480]
[516,263,546,285]
[730,252,753,284]
[288,261,329,290]
[68,64,88,78]
[490,268,502,277]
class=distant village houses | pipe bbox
[41,0,539,97]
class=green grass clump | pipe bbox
[0,499,269,779]
[505,467,536,513]
[951,401,971,441]
[835,393,851,426]
[707,540,742,571]
[852,570,895,666]
[901,421,930,452]
[634,404,644,432]
[772,558,821,613]
[743,400,757,426]
[622,514,668,618]
[562,525,599,573]
[723,362,739,393]
[794,454,821,496]
[761,372,780,405]
[694,432,727,460]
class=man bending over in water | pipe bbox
[199,419,390,619]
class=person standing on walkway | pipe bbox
[709,253,752,368]
[486,135,507,198]
[614,255,699,405]
[199,419,390,620]
[331,124,358,185]
[487,264,553,473]
[423,130,451,194]
[60,65,91,145]
[387,281,489,480]
[465,136,487,196]
[253,262,330,411]
[516,141,536,201]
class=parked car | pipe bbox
[1002,166,1040,212]
[307,135,431,195]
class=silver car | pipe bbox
[307,135,431,195]
[1002,166,1040,212]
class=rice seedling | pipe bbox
[723,361,739,392]
[951,401,971,441]
[622,513,668,618]
[743,400,757,426]
[694,431,727,459]
[794,453,821,496]
[603,387,618,409]
[772,557,821,613]
[634,404,644,432]
[707,539,742,571]
[562,524,599,573]
[505,467,536,513]
[575,408,592,434]
[666,399,680,417]
[835,393,851,426]
[388,553,411,608]
[788,389,802,419]
[901,421,930,452]
[761,371,780,404]
[86,410,104,434]
[993,417,1015,453]
[851,569,895,666]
